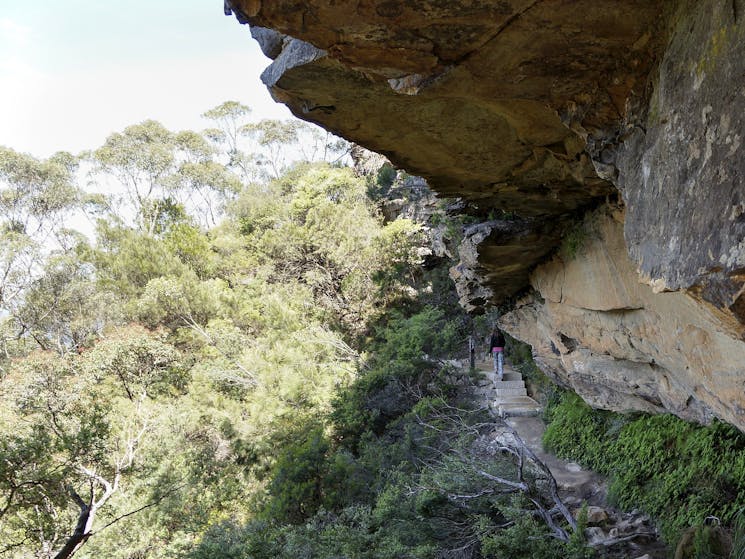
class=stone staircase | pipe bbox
[471,361,541,417]
[458,359,662,557]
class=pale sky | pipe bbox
[0,0,292,158]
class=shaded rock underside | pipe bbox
[229,0,669,304]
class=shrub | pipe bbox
[331,306,465,450]
[261,427,330,524]
[481,515,595,559]
[543,391,745,543]
[542,392,615,473]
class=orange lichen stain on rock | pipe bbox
[237,0,261,17]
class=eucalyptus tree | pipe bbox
[202,100,351,182]
[90,120,241,233]
[0,328,188,559]
[201,101,261,183]
[0,147,81,357]
[241,119,304,179]
[166,158,242,228]
[243,119,351,179]
[90,120,177,235]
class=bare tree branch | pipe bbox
[413,402,580,546]
[96,482,185,533]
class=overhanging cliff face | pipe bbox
[228,0,667,301]
[228,0,745,430]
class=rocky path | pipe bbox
[459,357,666,558]
[470,359,602,503]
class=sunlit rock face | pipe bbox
[229,0,745,429]
[501,211,745,430]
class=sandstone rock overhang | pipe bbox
[226,0,670,303]
[227,1,745,431]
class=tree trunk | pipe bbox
[52,504,92,559]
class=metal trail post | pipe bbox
[468,335,476,371]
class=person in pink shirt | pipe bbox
[489,327,506,380]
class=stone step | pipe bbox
[495,387,528,397]
[475,364,516,372]
[492,396,542,418]
[476,367,521,379]
[498,405,541,417]
[477,379,498,387]
[463,359,540,418]
[467,387,498,397]
[476,380,527,396]
[479,383,526,392]
[492,380,526,389]
[494,396,539,406]
[494,395,539,405]
[477,376,523,386]
[479,369,508,379]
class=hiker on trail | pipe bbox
[489,326,506,380]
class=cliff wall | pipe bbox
[502,209,745,428]
[227,0,745,430]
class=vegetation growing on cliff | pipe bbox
[543,391,745,545]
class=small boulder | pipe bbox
[585,506,609,524]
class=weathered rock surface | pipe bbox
[501,210,745,430]
[450,216,564,312]
[227,0,668,299]
[616,0,745,325]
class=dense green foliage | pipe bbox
[0,105,414,558]
[193,392,596,559]
[8,104,587,559]
[8,99,740,559]
[544,392,745,542]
